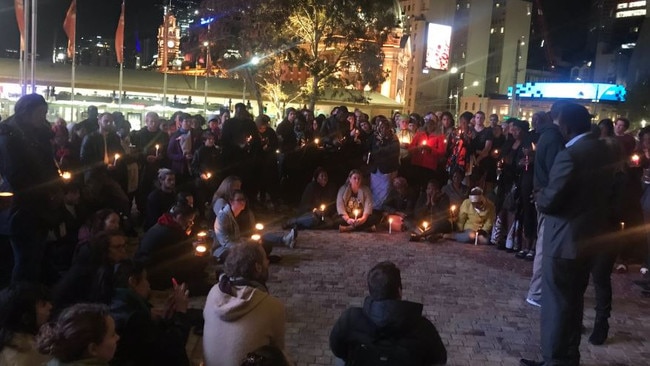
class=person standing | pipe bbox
[525,104,567,308]
[520,104,618,366]
[0,94,62,283]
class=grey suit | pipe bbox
[536,133,618,365]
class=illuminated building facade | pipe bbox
[156,12,182,70]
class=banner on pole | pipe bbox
[115,1,125,64]
[14,0,25,51]
[63,0,76,59]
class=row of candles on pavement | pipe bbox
[192,223,267,257]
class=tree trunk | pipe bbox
[308,76,319,111]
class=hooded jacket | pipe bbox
[202,283,286,366]
[330,297,447,365]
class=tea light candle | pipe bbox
[61,171,72,180]
[251,234,261,241]
[255,223,264,231]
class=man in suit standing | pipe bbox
[521,104,618,366]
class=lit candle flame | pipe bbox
[255,223,264,231]
[314,138,320,145]
[197,231,207,238]
[251,234,261,241]
[320,204,326,211]
[353,209,360,220]
[195,244,207,253]
[0,192,14,197]
[450,205,456,212]
[421,140,427,146]
[61,171,72,180]
[632,154,640,164]
[422,221,429,230]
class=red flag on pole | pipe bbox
[63,0,76,59]
[115,1,125,64]
[14,0,25,51]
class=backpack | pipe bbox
[347,331,419,366]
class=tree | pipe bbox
[623,76,650,126]
[282,0,398,110]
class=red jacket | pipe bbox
[409,132,446,170]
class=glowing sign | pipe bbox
[507,82,626,102]
[425,23,452,71]
[616,9,647,17]
[200,17,215,25]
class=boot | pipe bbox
[589,318,609,345]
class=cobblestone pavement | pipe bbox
[184,228,650,366]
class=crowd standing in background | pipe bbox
[0,93,648,365]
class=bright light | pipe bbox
[255,223,264,231]
[450,66,458,74]
[56,53,66,61]
[167,40,175,48]
[472,81,479,86]
[642,119,647,128]
[203,41,209,47]
[250,56,260,65]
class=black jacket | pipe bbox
[330,297,447,365]
[109,288,190,366]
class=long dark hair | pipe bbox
[0,282,50,352]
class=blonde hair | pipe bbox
[212,176,242,202]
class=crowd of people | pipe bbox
[0,92,648,365]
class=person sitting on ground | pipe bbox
[336,169,381,232]
[211,176,255,234]
[52,231,129,315]
[283,167,338,230]
[441,168,469,208]
[37,303,119,366]
[443,187,495,244]
[75,209,121,262]
[135,203,211,295]
[0,283,52,365]
[213,190,296,263]
[381,176,417,231]
[143,168,177,231]
[329,261,447,365]
[109,259,191,366]
[410,179,453,242]
[203,242,289,366]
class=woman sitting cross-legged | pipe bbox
[336,169,382,232]
[214,190,296,263]
[443,187,495,244]
[283,167,338,230]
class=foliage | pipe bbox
[623,76,650,125]
[200,0,397,112]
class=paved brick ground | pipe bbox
[182,227,650,366]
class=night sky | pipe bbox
[0,0,594,64]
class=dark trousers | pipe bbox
[9,209,48,283]
[541,256,590,366]
[590,250,617,320]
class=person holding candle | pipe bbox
[213,190,296,263]
[136,203,212,296]
[283,167,338,230]
[167,113,196,187]
[443,187,495,244]
[254,115,281,211]
[381,177,417,232]
[408,117,446,192]
[336,170,380,232]
[132,112,169,218]
[446,111,472,179]
[143,169,177,231]
[410,179,452,242]
[80,112,125,182]
[191,131,221,222]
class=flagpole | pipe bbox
[71,53,76,120]
[22,0,30,95]
[30,0,37,93]
[162,4,169,117]
[118,62,124,110]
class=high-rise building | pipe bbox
[398,0,531,115]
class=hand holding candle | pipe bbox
[353,209,360,225]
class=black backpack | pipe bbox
[347,331,419,366]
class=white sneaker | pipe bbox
[526,298,541,307]
[283,228,297,249]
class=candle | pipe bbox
[314,138,320,145]
[251,234,261,241]
[493,149,499,156]
[620,222,625,231]
[0,192,14,197]
[474,231,479,246]
[388,217,393,234]
[422,221,429,232]
[61,171,72,180]
[113,153,120,166]
[320,204,326,221]
[155,144,160,157]
[531,142,536,151]
[450,205,457,214]
[353,209,360,222]
[275,149,280,154]
[206,172,212,179]
[195,244,207,255]
[421,139,427,154]
[255,223,264,231]
[366,152,371,164]
[197,231,207,239]
[631,154,640,166]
